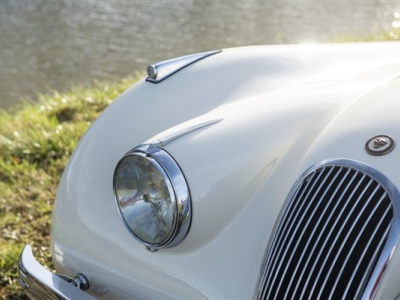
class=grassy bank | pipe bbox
[0,77,139,299]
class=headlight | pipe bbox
[113,143,191,251]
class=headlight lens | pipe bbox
[113,144,191,250]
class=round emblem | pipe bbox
[365,135,395,156]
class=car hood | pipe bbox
[52,42,400,299]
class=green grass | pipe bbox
[0,76,140,299]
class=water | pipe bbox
[1,0,400,109]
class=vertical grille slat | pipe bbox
[324,189,386,300]
[263,173,315,275]
[257,161,395,300]
[275,167,346,296]
[261,171,315,276]
[260,171,316,283]
[342,203,391,299]
[293,170,357,295]
[354,221,391,299]
[271,167,338,292]
[261,167,331,298]
[282,167,349,298]
[316,183,381,299]
[302,175,373,300]
[289,168,355,298]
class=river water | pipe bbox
[1,0,400,109]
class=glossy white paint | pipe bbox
[304,75,400,300]
[51,42,400,299]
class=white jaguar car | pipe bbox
[18,42,400,299]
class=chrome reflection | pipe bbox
[146,50,222,83]
[114,143,191,251]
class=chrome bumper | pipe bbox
[19,245,96,300]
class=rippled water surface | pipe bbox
[1,0,400,108]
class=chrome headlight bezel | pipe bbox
[113,142,192,251]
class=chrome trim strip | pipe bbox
[143,119,223,154]
[146,50,222,83]
[157,118,223,147]
[19,245,95,300]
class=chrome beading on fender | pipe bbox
[156,118,223,148]
[256,158,400,300]
[146,50,222,83]
[113,143,192,251]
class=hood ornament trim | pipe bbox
[146,50,222,83]
[144,118,223,154]
[365,135,395,156]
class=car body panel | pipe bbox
[49,42,400,299]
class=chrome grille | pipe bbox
[257,160,396,300]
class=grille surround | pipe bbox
[256,158,400,300]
